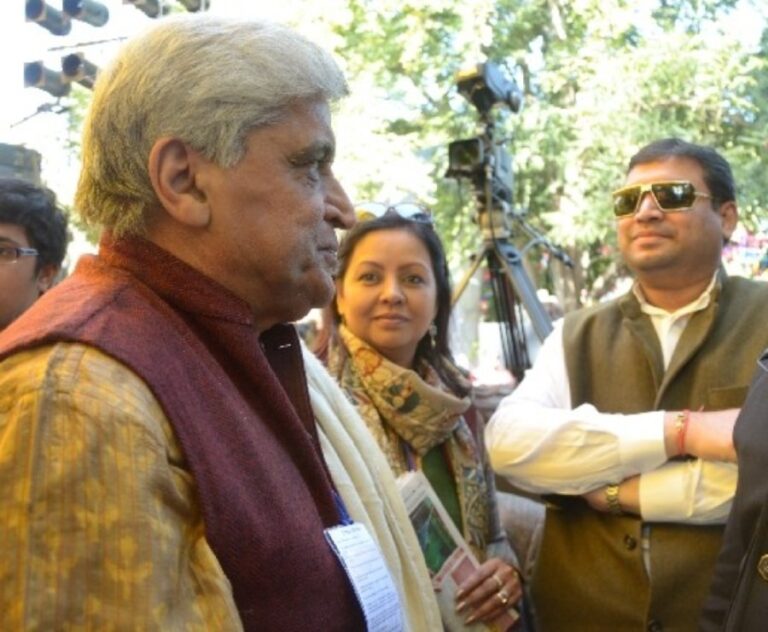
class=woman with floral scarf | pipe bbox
[323,204,527,630]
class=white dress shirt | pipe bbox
[486,277,737,524]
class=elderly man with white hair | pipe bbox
[0,15,439,631]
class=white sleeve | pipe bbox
[639,459,737,524]
[485,320,668,495]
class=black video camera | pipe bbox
[445,137,513,204]
[455,62,522,117]
[445,61,523,237]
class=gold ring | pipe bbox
[496,588,510,606]
[491,573,503,590]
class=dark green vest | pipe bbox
[532,273,768,632]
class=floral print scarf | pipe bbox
[328,325,492,558]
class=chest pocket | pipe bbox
[707,385,749,409]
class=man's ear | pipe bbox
[718,200,739,242]
[148,137,211,228]
[36,264,59,295]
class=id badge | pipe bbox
[325,522,403,632]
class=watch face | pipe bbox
[605,485,622,515]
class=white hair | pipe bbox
[75,14,348,236]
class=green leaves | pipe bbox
[331,0,768,305]
[56,0,766,305]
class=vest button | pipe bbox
[647,619,663,632]
[624,534,638,550]
[758,554,768,582]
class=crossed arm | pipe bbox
[485,323,738,524]
[581,409,737,517]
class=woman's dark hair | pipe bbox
[333,212,470,397]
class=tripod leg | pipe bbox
[451,240,553,379]
[451,245,489,306]
[486,248,535,380]
[494,242,553,342]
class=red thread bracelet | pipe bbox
[676,410,690,455]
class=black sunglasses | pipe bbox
[611,181,712,217]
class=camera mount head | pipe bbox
[456,62,522,118]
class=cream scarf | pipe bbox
[302,343,441,632]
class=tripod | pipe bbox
[445,70,572,379]
[452,233,554,381]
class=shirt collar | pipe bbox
[632,272,718,318]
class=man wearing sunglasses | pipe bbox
[0,178,68,331]
[486,137,768,631]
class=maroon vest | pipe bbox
[0,236,365,631]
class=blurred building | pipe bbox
[0,143,41,184]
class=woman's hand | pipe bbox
[455,557,522,628]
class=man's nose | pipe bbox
[633,191,664,220]
[325,175,355,230]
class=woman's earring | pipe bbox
[428,322,437,348]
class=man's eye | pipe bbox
[312,158,333,176]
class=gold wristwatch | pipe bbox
[605,484,623,515]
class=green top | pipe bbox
[422,445,462,533]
